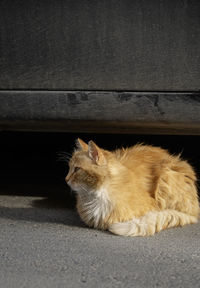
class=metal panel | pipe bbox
[0,0,199,91]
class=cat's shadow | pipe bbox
[0,195,86,228]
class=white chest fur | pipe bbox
[78,186,112,228]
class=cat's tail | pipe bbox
[108,210,198,237]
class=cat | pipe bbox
[65,138,199,237]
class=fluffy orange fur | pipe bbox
[65,139,199,236]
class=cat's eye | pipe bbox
[74,167,80,173]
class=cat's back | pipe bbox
[114,144,196,181]
[115,144,169,166]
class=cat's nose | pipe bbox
[65,175,70,183]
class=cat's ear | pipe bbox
[76,138,88,151]
[88,141,106,165]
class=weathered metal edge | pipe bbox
[0,91,200,134]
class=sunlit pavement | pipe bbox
[0,195,200,288]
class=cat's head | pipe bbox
[65,139,110,194]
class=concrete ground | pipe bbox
[0,195,200,288]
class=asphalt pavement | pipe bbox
[0,195,200,288]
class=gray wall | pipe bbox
[0,0,200,91]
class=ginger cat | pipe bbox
[65,139,199,237]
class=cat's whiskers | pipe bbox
[78,184,90,195]
[57,151,72,163]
